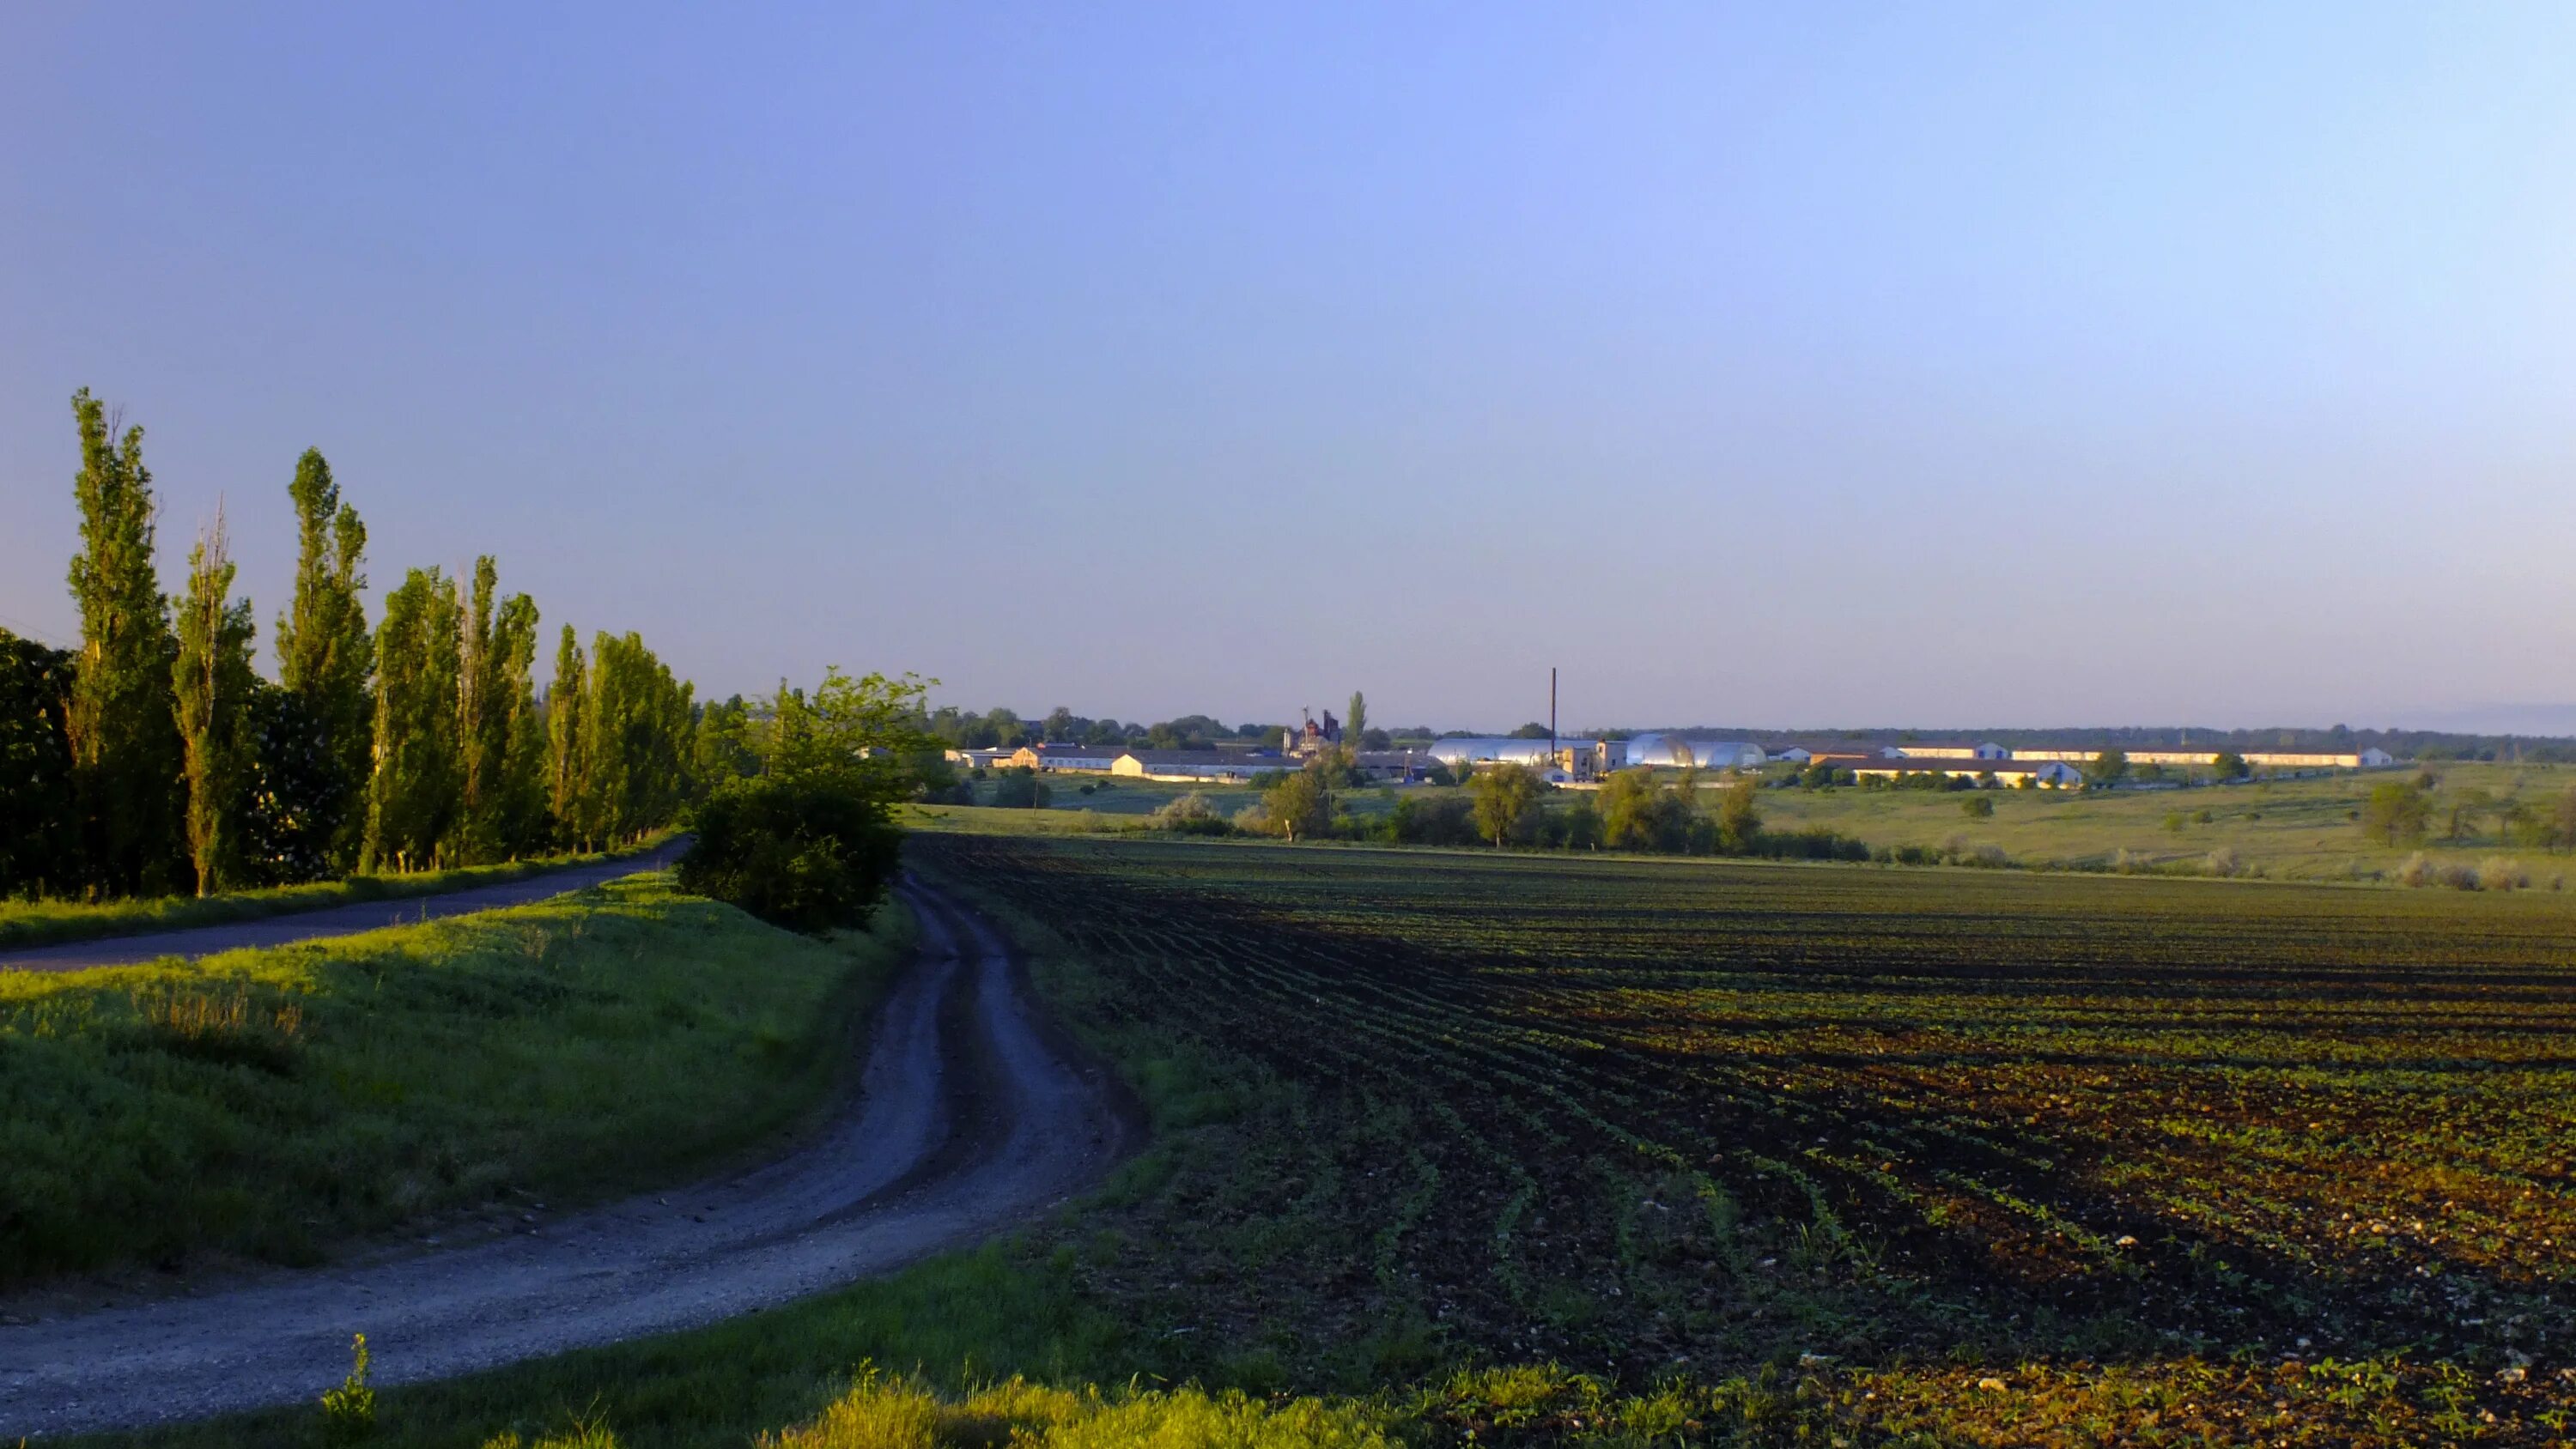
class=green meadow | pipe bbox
[0,871,903,1288]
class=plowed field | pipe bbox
[921,834,2576,1442]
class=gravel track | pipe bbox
[0,840,696,974]
[0,876,1137,1439]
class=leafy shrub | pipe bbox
[2479,857,2529,892]
[1961,795,1996,819]
[1752,827,1872,862]
[2397,852,2434,887]
[1384,793,1479,846]
[988,767,1052,809]
[2205,846,2241,878]
[1152,792,1233,837]
[677,775,902,934]
[1263,767,1335,842]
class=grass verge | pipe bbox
[0,832,681,950]
[0,870,904,1288]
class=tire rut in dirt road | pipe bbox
[0,876,1139,1440]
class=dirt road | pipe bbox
[0,876,1136,1439]
[0,839,697,974]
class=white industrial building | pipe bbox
[1620,734,1766,770]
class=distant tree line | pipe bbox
[919,705,1405,753]
[1196,761,1868,862]
[0,391,700,900]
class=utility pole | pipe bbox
[1550,667,1558,763]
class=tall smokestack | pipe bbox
[1550,667,1558,760]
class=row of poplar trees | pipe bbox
[0,391,696,900]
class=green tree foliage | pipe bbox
[1598,768,1692,852]
[171,512,258,895]
[1710,777,1764,853]
[1549,798,1604,850]
[694,694,762,792]
[757,668,931,785]
[232,678,338,885]
[457,558,548,862]
[1470,763,1543,846]
[2085,749,2130,787]
[576,631,696,847]
[681,668,933,928]
[0,632,78,898]
[2443,785,2494,844]
[1960,793,1996,819]
[989,766,1052,809]
[546,626,590,844]
[1263,766,1333,842]
[2360,780,2433,847]
[273,448,372,870]
[2209,750,2251,780]
[676,774,902,934]
[64,390,185,897]
[1382,792,1478,846]
[1507,722,1552,740]
[1346,691,1368,747]
[363,567,465,870]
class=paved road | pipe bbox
[0,875,1137,1439]
[0,839,693,973]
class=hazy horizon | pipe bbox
[9,4,2574,731]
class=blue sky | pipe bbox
[6,3,2574,732]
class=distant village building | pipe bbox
[1111,750,1285,783]
[1890,742,2012,761]
[2007,747,2385,771]
[1007,743,1132,773]
[1283,709,1343,757]
[1428,737,1619,781]
[1850,759,2085,788]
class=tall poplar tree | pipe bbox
[578,631,693,846]
[274,448,373,870]
[171,508,257,895]
[546,625,589,848]
[362,567,464,871]
[64,389,185,896]
[459,557,546,862]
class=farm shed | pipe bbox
[1850,759,2085,788]
[1010,743,1133,773]
[1890,742,2012,761]
[1112,750,1279,783]
[1429,737,1622,779]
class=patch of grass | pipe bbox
[1751,761,2576,882]
[0,870,904,1287]
[0,833,679,950]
